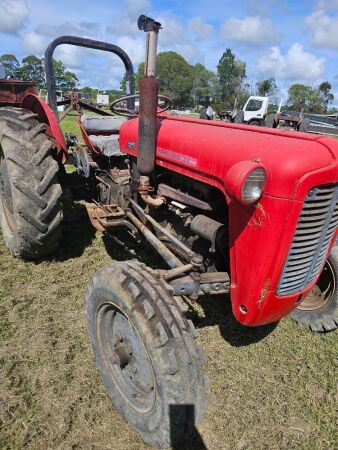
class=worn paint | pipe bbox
[257,279,271,309]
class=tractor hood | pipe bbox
[119,115,338,200]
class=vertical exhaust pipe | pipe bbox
[137,15,161,196]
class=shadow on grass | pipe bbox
[170,404,207,450]
[52,190,96,262]
[192,294,278,347]
[102,229,167,270]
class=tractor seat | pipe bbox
[88,134,121,157]
[80,115,126,157]
[81,114,126,133]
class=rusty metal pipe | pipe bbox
[140,194,164,207]
[126,211,182,269]
[137,76,159,175]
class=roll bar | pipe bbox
[44,35,135,114]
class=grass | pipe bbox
[0,190,337,450]
[59,111,82,138]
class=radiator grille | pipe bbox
[277,184,338,296]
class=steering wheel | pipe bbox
[110,94,173,117]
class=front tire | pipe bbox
[0,107,62,259]
[289,247,338,332]
[86,261,208,449]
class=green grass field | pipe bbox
[0,189,337,450]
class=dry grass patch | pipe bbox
[0,192,337,450]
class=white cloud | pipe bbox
[123,0,150,16]
[156,16,185,45]
[107,17,139,36]
[116,36,144,65]
[107,0,150,36]
[315,0,338,10]
[188,17,213,40]
[0,0,29,34]
[258,43,326,80]
[305,11,338,49]
[221,16,279,46]
[22,31,45,54]
[54,45,84,69]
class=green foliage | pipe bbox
[52,59,79,91]
[0,54,20,78]
[17,55,46,89]
[256,78,277,97]
[137,51,194,108]
[287,82,334,113]
[217,49,246,107]
[0,53,79,92]
[318,81,334,111]
[192,63,218,105]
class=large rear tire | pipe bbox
[86,261,208,449]
[0,107,62,259]
[289,247,338,332]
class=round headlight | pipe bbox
[241,167,266,205]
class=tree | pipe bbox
[52,59,79,91]
[217,49,246,107]
[287,83,325,113]
[17,55,46,88]
[191,63,218,106]
[256,78,277,97]
[0,54,20,78]
[137,52,194,108]
[318,81,334,112]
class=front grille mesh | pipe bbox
[277,184,338,296]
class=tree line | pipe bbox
[0,53,79,91]
[0,50,335,114]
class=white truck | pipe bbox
[218,95,269,126]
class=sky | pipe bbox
[1,0,338,104]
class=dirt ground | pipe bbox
[0,191,337,450]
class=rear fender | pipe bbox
[21,93,67,163]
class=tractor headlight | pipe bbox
[225,161,267,206]
[241,167,266,205]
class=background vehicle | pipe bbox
[218,95,268,125]
[0,15,337,449]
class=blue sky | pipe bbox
[1,0,338,104]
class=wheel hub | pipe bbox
[97,303,156,413]
[298,261,335,311]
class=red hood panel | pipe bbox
[120,115,338,199]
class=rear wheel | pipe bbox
[289,247,338,332]
[0,107,62,259]
[86,261,208,449]
[248,119,261,126]
[233,112,244,124]
[265,114,278,128]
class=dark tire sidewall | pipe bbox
[290,247,338,331]
[86,263,202,448]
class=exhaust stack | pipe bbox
[137,15,161,189]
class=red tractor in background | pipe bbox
[0,15,337,449]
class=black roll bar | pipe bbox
[44,35,135,114]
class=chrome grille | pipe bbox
[277,184,338,296]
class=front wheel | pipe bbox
[86,261,208,449]
[289,247,338,332]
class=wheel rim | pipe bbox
[298,259,335,311]
[0,148,14,234]
[96,302,156,413]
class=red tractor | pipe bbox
[0,15,337,449]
